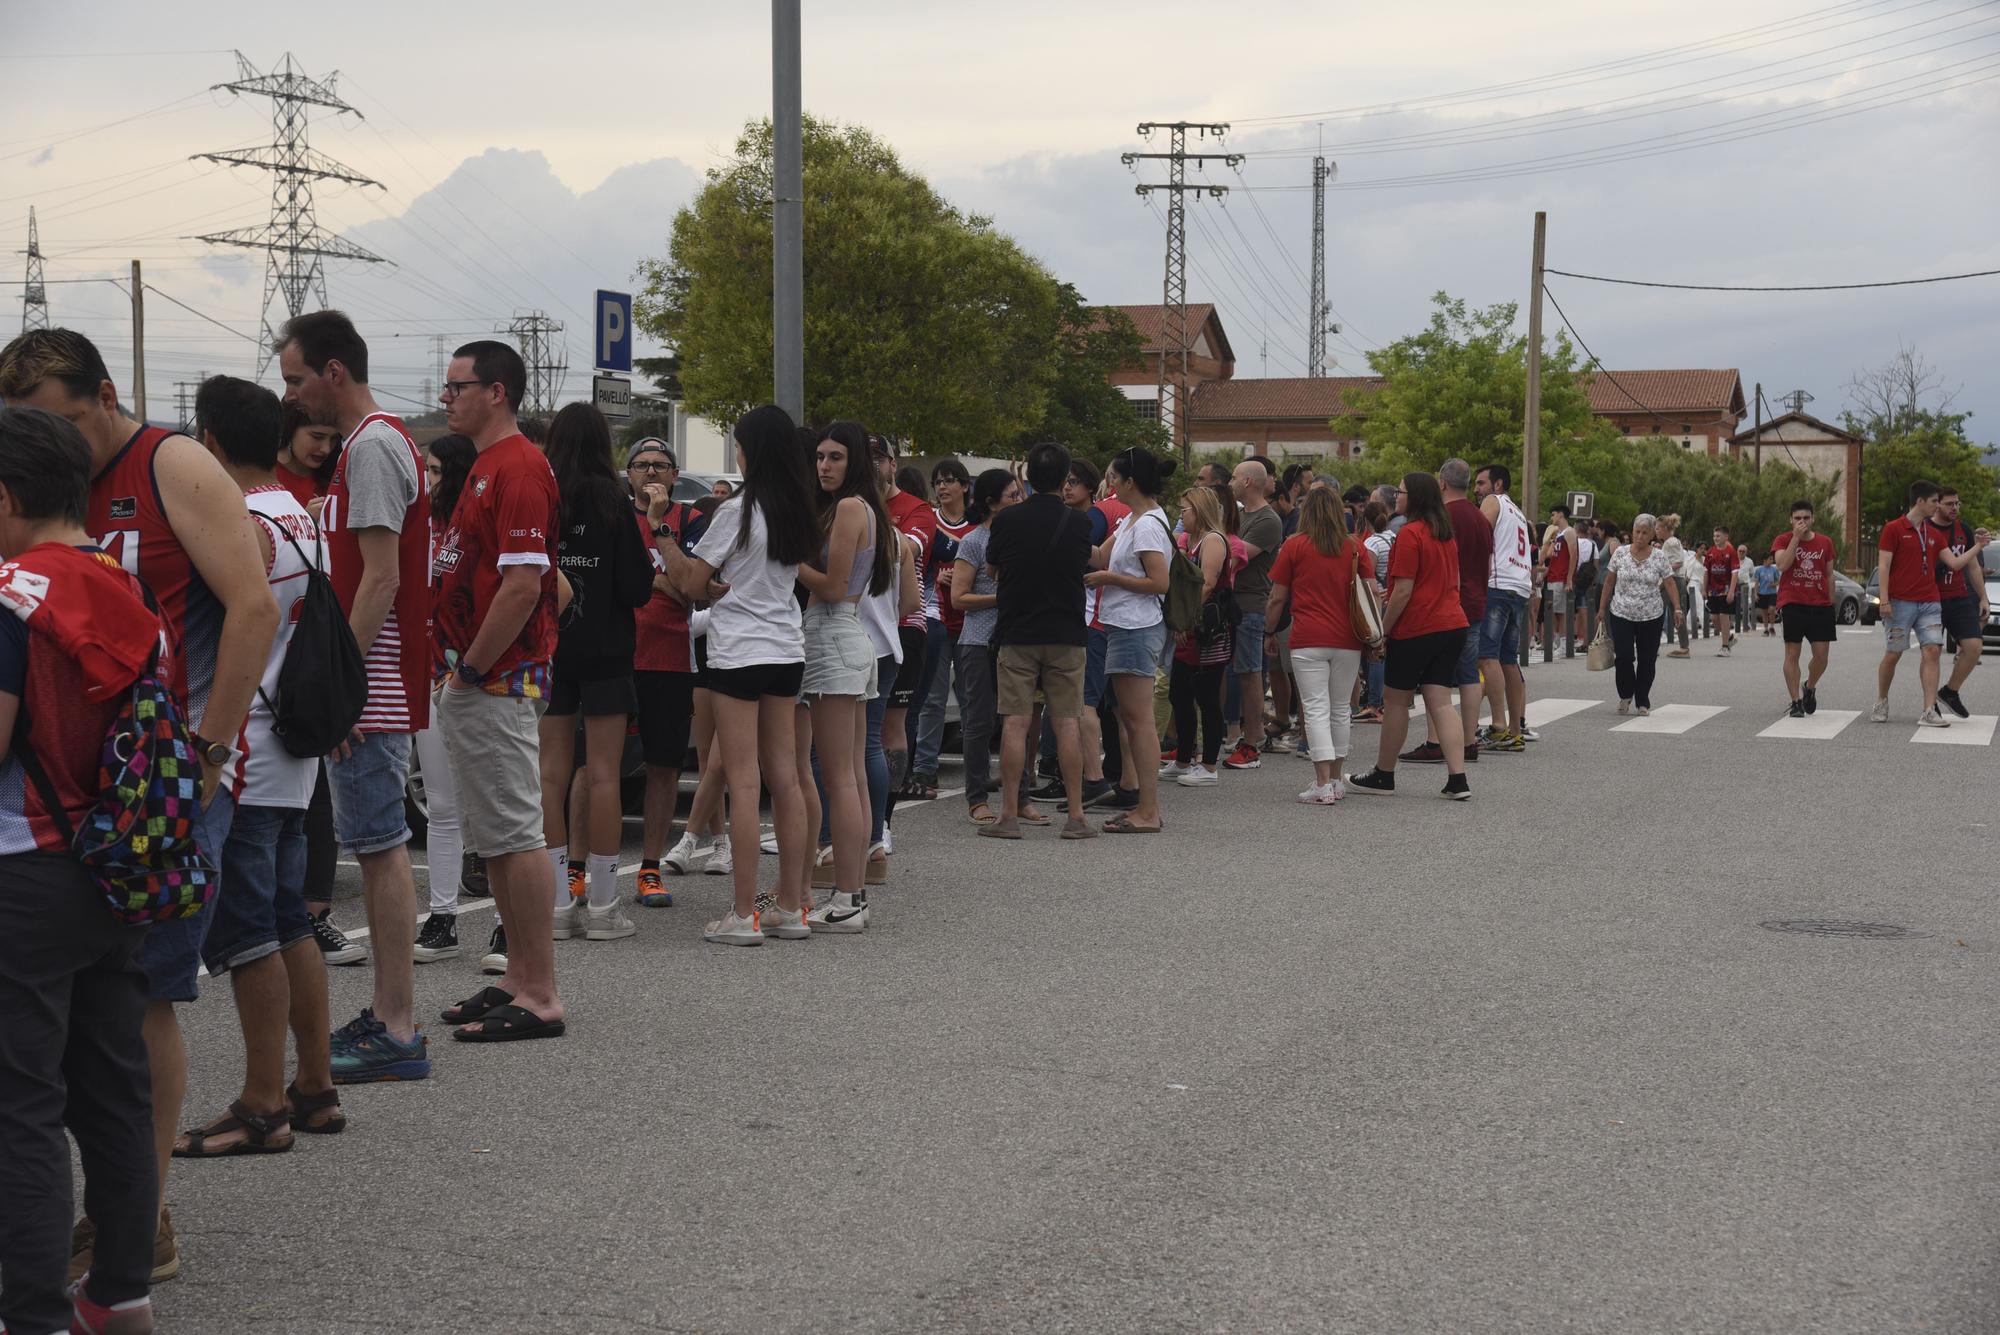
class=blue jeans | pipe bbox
[1479,588,1527,662]
[913,620,961,777]
[1364,658,1385,709]
[138,787,235,1002]
[201,803,312,976]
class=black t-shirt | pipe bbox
[554,495,656,679]
[987,491,1092,648]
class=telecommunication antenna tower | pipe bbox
[1308,158,1334,378]
[1780,388,1815,414]
[1123,122,1238,458]
[19,207,49,332]
[191,52,386,370]
[503,312,568,417]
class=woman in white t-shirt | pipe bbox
[1084,447,1175,833]
[661,404,817,946]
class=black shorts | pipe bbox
[1941,596,1982,644]
[692,635,710,690]
[1384,628,1467,693]
[1781,603,1835,644]
[1755,593,1776,610]
[547,672,637,718]
[889,625,926,707]
[1705,594,1735,616]
[707,660,805,701]
[634,670,695,767]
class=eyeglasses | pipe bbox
[440,379,492,400]
[629,461,672,473]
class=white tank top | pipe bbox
[231,485,324,808]
[1489,494,1533,597]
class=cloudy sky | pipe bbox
[5,0,1996,438]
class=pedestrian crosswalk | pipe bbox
[1467,699,2000,745]
[1610,703,1728,734]
[1910,713,1998,746]
[1757,709,1862,740]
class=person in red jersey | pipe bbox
[0,406,177,1335]
[1702,527,1740,655]
[1874,479,1980,726]
[1401,459,1488,767]
[278,310,433,1085]
[1772,499,1838,718]
[0,327,279,1285]
[1926,485,1990,719]
[432,341,567,1041]
[274,402,340,517]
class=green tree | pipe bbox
[1013,294,1167,464]
[1840,342,1998,540]
[1620,438,1841,562]
[634,116,1061,448]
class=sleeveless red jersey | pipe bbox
[323,412,432,732]
[87,425,218,723]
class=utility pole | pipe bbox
[192,51,386,371]
[19,207,49,331]
[1752,381,1763,472]
[1308,157,1333,378]
[1522,211,1546,518]
[130,260,147,422]
[771,0,804,422]
[1123,122,1238,459]
[502,311,568,417]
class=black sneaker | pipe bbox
[312,911,367,966]
[479,923,507,976]
[1345,768,1395,795]
[1399,741,1445,764]
[1080,777,1118,808]
[1937,685,1969,719]
[1787,699,1806,719]
[413,912,460,963]
[1028,777,1067,802]
[1463,745,1480,765]
[1801,685,1818,716]
[1441,773,1471,801]
[460,852,491,899]
[1101,786,1140,811]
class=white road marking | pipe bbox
[1757,709,1861,740]
[1521,698,1600,727]
[1910,713,1998,746]
[1610,703,1728,734]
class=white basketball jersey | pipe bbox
[1489,494,1533,597]
[232,485,324,808]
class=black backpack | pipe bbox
[257,524,368,758]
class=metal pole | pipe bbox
[1752,382,1763,472]
[1521,212,1545,519]
[130,260,146,421]
[771,0,804,422]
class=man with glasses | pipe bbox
[279,310,434,1084]
[1927,485,1990,718]
[625,440,695,905]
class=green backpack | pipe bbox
[1148,511,1207,635]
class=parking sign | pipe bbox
[595,290,632,373]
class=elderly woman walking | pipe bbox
[1596,513,1683,716]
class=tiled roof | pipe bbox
[1727,410,1863,445]
[1098,304,1236,366]
[1587,369,1745,418]
[1191,376,1380,421]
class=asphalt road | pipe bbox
[152,625,1999,1333]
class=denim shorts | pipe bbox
[1883,599,1945,652]
[1479,588,1526,661]
[800,601,878,698]
[139,787,234,1003]
[201,803,313,976]
[1104,621,1167,678]
[326,729,413,856]
[1454,624,1482,686]
[1084,626,1109,709]
[1232,610,1268,674]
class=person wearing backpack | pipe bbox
[169,376,345,1160]
[0,405,178,1335]
[1083,446,1177,834]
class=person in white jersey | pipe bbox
[1474,463,1531,752]
[175,375,344,1153]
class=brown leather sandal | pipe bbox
[173,1100,293,1157]
[286,1081,346,1135]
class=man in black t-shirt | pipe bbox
[984,442,1094,840]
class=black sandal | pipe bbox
[173,1099,293,1158]
[441,985,514,1026]
[451,1004,567,1043]
[285,1082,346,1135]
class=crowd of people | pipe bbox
[0,307,1986,1334]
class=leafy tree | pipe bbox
[1855,420,1999,538]
[635,116,1061,448]
[1015,294,1167,465]
[1620,438,1841,562]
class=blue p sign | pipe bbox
[595,290,632,373]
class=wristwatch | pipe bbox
[455,660,488,688]
[189,733,233,767]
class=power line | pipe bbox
[1540,285,1675,434]
[142,283,261,344]
[1544,265,2000,291]
[19,207,48,331]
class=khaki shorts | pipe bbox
[995,643,1086,718]
[436,682,548,857]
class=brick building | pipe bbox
[1587,369,1747,455]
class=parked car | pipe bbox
[1860,569,1880,625]
[672,472,743,504]
[1980,547,2000,652]
[1830,571,1864,625]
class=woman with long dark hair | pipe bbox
[1087,446,1176,833]
[793,421,896,936]
[1354,498,1394,723]
[1348,472,1470,799]
[539,403,655,943]
[909,457,974,795]
[1162,483,1232,786]
[657,404,816,944]
[1266,487,1368,804]
[276,401,341,514]
[951,468,1024,824]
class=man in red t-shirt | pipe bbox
[1702,527,1741,654]
[1873,479,1968,726]
[1926,485,1990,719]
[1772,499,1837,717]
[626,439,693,905]
[432,340,567,1041]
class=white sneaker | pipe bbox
[1176,764,1219,787]
[1158,759,1190,778]
[705,841,734,876]
[663,832,704,875]
[1298,781,1343,805]
[582,904,637,941]
[807,891,869,934]
[759,831,779,855]
[759,904,811,940]
[1870,698,1890,723]
[880,826,893,856]
[551,899,584,940]
[1918,705,1951,728]
[1617,699,1630,715]
[703,910,765,946]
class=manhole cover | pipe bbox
[1759,919,1920,939]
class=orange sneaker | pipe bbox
[635,868,671,908]
[565,862,586,903]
